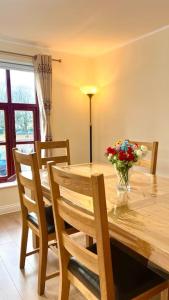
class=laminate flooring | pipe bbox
[0,212,85,300]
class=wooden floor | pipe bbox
[0,212,166,300]
[0,212,86,300]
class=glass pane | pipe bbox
[15,111,34,141]
[11,70,36,104]
[0,146,7,176]
[0,110,5,142]
[16,144,34,153]
[0,69,7,103]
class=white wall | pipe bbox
[51,51,94,164]
[0,41,92,213]
[93,27,169,176]
[0,185,19,214]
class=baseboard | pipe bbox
[0,203,21,215]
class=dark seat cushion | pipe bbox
[68,241,165,300]
[27,206,71,234]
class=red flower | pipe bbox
[127,146,133,153]
[111,148,117,155]
[127,153,134,161]
[107,147,112,154]
[106,147,117,155]
[118,151,127,161]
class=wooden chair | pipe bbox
[13,149,59,295]
[128,140,158,175]
[47,163,168,300]
[35,140,94,248]
[35,140,70,169]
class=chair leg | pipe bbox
[158,287,169,300]
[86,235,93,247]
[20,221,28,269]
[38,238,48,295]
[32,233,39,249]
[161,288,169,300]
[58,273,70,300]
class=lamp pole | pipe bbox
[88,93,93,163]
[80,86,97,163]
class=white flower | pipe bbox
[135,149,142,157]
[140,145,148,153]
[108,154,112,161]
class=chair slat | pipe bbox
[58,198,96,238]
[38,141,68,149]
[35,140,71,168]
[52,166,92,197]
[62,233,99,275]
[41,156,68,164]
[14,150,34,166]
[23,194,37,213]
[19,174,34,190]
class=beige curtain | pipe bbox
[33,55,52,141]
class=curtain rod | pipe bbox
[0,50,62,63]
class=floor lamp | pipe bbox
[80,86,97,163]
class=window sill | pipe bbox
[0,180,17,190]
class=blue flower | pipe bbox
[120,140,129,151]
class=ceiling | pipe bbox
[0,0,169,56]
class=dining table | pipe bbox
[39,162,169,283]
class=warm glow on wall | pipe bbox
[80,86,97,95]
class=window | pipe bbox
[0,67,40,182]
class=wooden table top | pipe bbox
[40,163,169,277]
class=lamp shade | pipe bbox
[80,86,97,95]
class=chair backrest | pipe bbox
[13,149,48,236]
[47,163,115,300]
[128,140,158,175]
[35,140,71,169]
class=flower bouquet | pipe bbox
[105,140,148,191]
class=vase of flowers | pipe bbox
[105,140,148,191]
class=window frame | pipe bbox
[0,69,40,182]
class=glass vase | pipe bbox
[116,167,130,191]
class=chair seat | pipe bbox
[27,206,71,234]
[68,241,165,300]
